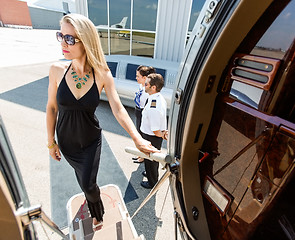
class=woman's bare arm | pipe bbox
[102,70,158,154]
[46,63,62,161]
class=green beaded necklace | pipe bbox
[71,67,91,89]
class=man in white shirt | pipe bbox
[140,73,168,189]
[133,66,155,163]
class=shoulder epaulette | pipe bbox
[150,99,157,108]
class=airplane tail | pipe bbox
[118,17,128,28]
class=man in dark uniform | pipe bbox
[140,73,168,189]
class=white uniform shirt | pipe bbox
[135,84,149,109]
[140,92,167,136]
[139,84,149,109]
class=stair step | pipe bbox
[69,196,128,231]
[67,184,140,240]
[84,219,137,240]
[80,206,128,236]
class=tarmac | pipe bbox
[0,27,177,240]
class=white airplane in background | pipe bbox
[96,17,128,37]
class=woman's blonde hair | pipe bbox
[60,14,109,72]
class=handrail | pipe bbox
[125,147,172,166]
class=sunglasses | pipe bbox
[56,32,81,45]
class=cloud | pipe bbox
[146,3,157,10]
[283,12,291,19]
[193,11,201,17]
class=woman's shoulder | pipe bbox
[94,67,112,82]
[49,61,71,81]
[50,61,71,73]
[95,66,110,75]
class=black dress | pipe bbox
[56,64,104,222]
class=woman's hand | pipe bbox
[162,130,168,140]
[135,137,159,156]
[48,144,61,161]
[153,130,168,140]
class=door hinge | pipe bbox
[196,0,221,39]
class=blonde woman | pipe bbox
[46,14,156,231]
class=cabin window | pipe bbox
[229,1,295,111]
[251,1,295,60]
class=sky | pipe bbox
[24,0,76,12]
[256,1,295,51]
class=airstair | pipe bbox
[66,147,172,240]
[67,184,144,240]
